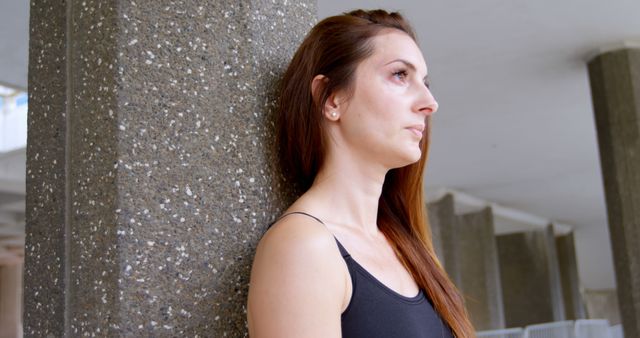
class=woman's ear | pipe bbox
[311,74,341,121]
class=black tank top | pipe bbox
[270,212,454,338]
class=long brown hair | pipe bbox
[276,9,475,338]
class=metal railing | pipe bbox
[609,324,623,338]
[476,319,623,338]
[477,327,524,338]
[524,320,574,338]
[574,319,613,338]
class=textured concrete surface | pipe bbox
[427,193,459,283]
[588,48,640,338]
[556,232,586,320]
[583,289,621,325]
[24,2,68,336]
[455,208,505,331]
[25,0,315,336]
[496,225,565,327]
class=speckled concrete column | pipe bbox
[556,232,586,320]
[25,1,315,337]
[588,47,640,338]
[496,225,565,327]
[427,194,459,283]
[454,208,505,331]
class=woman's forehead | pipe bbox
[367,30,428,74]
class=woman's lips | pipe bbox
[406,125,424,137]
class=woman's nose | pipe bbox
[415,86,438,116]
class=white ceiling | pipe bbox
[319,0,640,290]
[2,0,639,290]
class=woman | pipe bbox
[247,9,475,338]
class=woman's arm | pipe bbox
[247,217,345,338]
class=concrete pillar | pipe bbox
[454,207,505,330]
[25,1,314,336]
[556,232,586,320]
[0,262,23,338]
[496,225,565,327]
[583,289,621,325]
[427,193,459,283]
[587,47,640,338]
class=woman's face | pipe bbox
[333,29,438,169]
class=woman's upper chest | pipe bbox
[331,226,420,298]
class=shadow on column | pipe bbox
[496,225,565,327]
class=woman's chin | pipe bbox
[389,149,422,169]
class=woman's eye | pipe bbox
[392,70,408,81]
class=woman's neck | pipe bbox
[303,152,388,237]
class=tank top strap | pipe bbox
[280,211,326,225]
[268,211,325,228]
[269,211,351,258]
[332,237,351,258]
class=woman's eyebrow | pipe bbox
[385,59,429,82]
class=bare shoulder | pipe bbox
[252,215,342,277]
[262,214,336,250]
[247,214,345,338]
